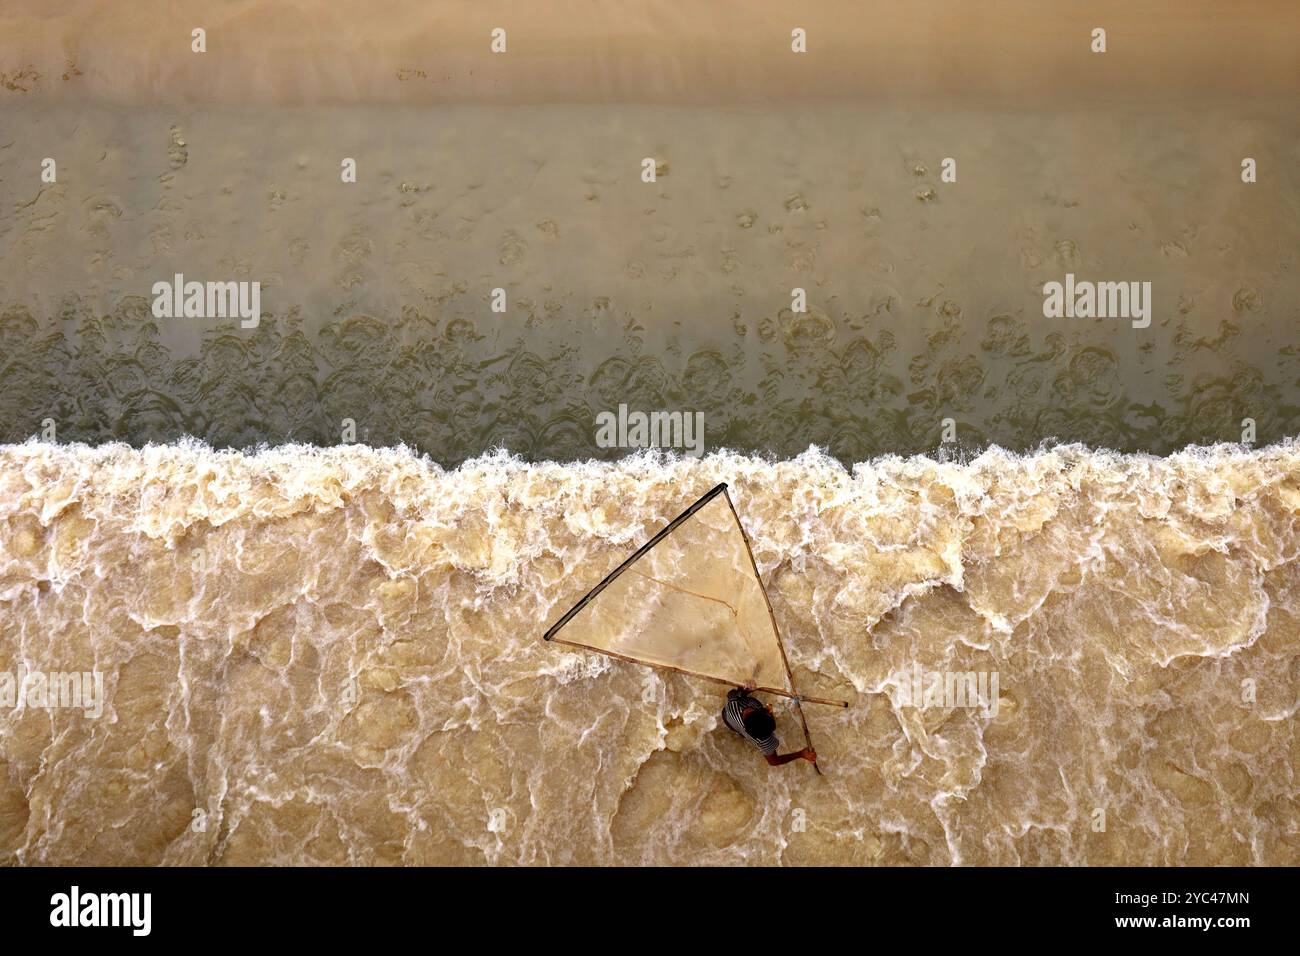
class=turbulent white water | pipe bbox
[0,440,1295,864]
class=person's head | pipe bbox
[742,706,776,740]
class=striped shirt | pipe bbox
[722,689,779,756]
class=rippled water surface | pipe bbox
[3,103,1297,461]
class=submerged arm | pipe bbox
[765,747,816,767]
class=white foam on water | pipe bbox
[0,438,1297,864]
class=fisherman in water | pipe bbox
[722,686,817,766]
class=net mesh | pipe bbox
[547,487,791,693]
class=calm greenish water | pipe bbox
[2,103,1297,462]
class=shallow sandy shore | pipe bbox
[2,0,1298,106]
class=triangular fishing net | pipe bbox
[544,484,792,695]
